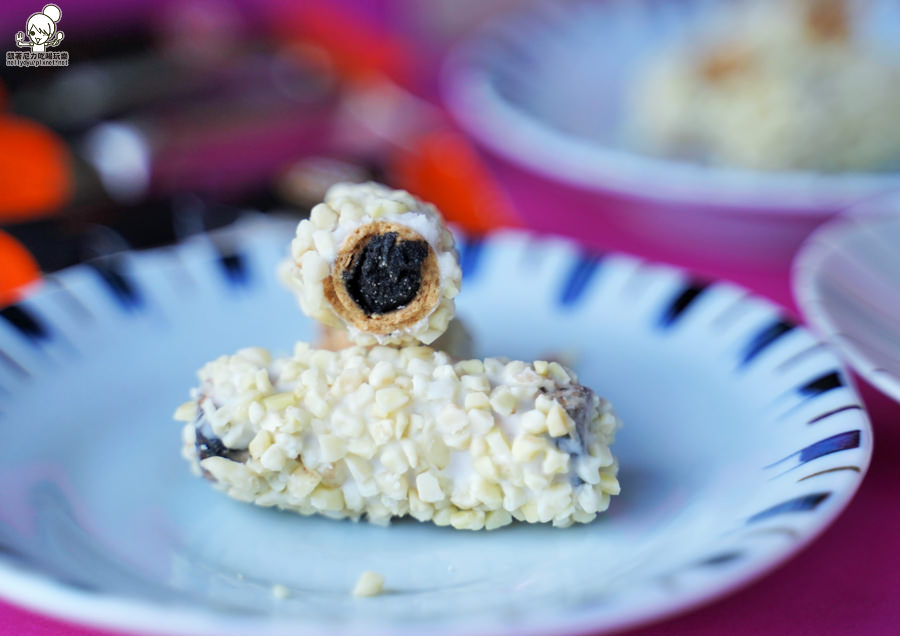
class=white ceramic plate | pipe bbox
[0,217,871,635]
[793,198,900,403]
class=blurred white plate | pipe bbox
[444,0,900,209]
[0,217,871,635]
[443,0,900,269]
[794,200,900,403]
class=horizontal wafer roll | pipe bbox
[175,345,621,530]
[280,182,462,346]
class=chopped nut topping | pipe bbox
[180,347,620,529]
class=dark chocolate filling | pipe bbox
[542,383,596,485]
[342,232,428,315]
[195,428,249,464]
[192,405,249,482]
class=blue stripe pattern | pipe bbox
[559,254,601,307]
[0,349,28,377]
[747,492,830,523]
[741,318,795,366]
[799,431,861,463]
[659,281,708,327]
[458,237,484,280]
[0,305,48,343]
[697,552,742,567]
[808,405,863,425]
[219,251,249,286]
[87,261,142,310]
[799,371,843,397]
[766,431,862,469]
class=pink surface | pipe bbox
[2,169,899,636]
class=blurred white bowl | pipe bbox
[793,193,900,403]
[443,0,900,271]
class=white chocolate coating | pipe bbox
[176,346,621,530]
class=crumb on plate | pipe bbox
[271,584,290,599]
[352,570,385,598]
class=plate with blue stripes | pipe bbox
[0,216,871,636]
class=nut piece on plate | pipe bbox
[352,571,385,598]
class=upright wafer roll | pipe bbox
[175,345,621,530]
[281,183,462,346]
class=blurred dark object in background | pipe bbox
[6,41,338,206]
[0,0,529,306]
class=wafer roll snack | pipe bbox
[281,182,462,346]
[176,345,621,530]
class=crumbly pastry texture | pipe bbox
[280,182,462,346]
[628,0,900,172]
[176,345,621,530]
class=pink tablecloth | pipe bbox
[3,185,899,636]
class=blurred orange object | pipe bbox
[0,115,72,222]
[393,129,520,234]
[0,230,41,307]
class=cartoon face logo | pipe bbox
[15,4,64,52]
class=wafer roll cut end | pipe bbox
[282,182,462,346]
[325,221,441,336]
